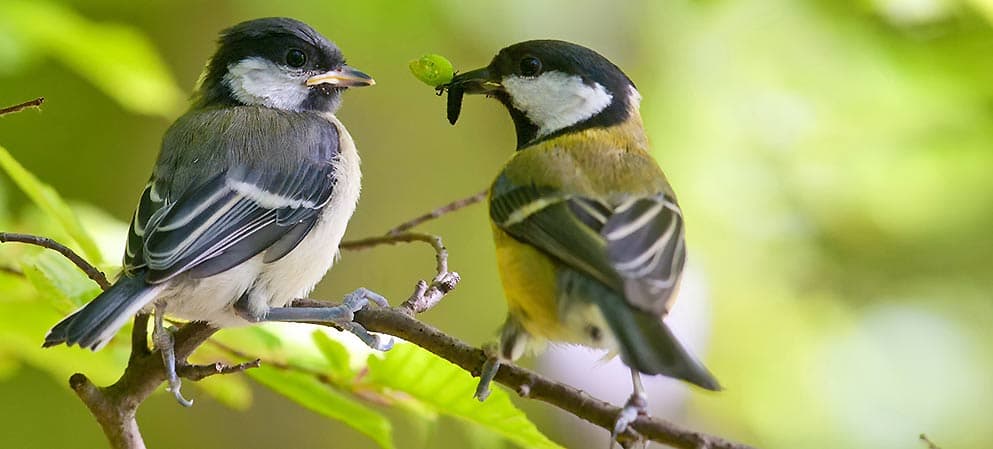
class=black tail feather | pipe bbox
[596,297,721,391]
[43,274,158,350]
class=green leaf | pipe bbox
[0,0,184,118]
[0,289,128,386]
[194,373,253,411]
[367,343,565,449]
[461,422,509,449]
[248,366,394,449]
[21,250,101,310]
[311,330,354,381]
[0,143,103,263]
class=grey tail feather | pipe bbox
[596,299,721,391]
[43,274,157,350]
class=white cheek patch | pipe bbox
[502,71,613,137]
[224,57,310,110]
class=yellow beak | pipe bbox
[306,65,375,87]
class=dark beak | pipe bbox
[306,65,375,88]
[448,67,503,94]
[444,66,502,125]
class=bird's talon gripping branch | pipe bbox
[612,371,650,447]
[153,304,193,407]
[611,392,647,444]
[339,321,395,351]
[474,342,502,401]
[259,288,391,352]
[343,287,390,310]
[264,288,393,351]
[335,287,394,350]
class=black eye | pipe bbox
[519,56,542,77]
[286,49,306,68]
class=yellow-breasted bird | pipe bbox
[444,40,720,438]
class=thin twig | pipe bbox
[341,231,459,315]
[177,359,262,381]
[342,232,449,278]
[0,97,45,116]
[920,434,942,449]
[0,232,111,289]
[385,189,487,236]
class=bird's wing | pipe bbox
[138,162,335,283]
[125,158,337,284]
[490,183,685,315]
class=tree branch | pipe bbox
[0,232,111,289]
[384,189,487,236]
[177,359,262,381]
[288,301,753,449]
[67,321,218,449]
[0,97,45,116]
[920,434,942,449]
[3,200,754,449]
[341,231,460,314]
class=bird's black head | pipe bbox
[447,40,638,149]
[195,17,374,113]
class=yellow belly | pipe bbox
[491,225,575,341]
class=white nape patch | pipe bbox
[224,57,310,110]
[627,85,642,110]
[502,71,613,137]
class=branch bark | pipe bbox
[0,97,45,116]
[0,232,111,289]
[68,321,218,449]
[3,206,754,449]
[291,299,753,449]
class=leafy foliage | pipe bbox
[368,343,565,449]
[248,366,396,449]
[0,144,102,263]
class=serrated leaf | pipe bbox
[367,343,565,449]
[312,330,354,381]
[248,366,394,449]
[21,250,101,310]
[0,143,103,263]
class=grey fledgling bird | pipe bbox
[44,17,386,405]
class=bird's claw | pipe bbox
[166,369,194,407]
[610,392,648,448]
[474,343,501,401]
[337,288,393,351]
[152,306,193,407]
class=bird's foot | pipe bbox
[334,288,394,351]
[610,392,648,448]
[152,306,193,407]
[474,343,501,401]
[264,288,394,351]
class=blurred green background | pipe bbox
[1,0,992,448]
